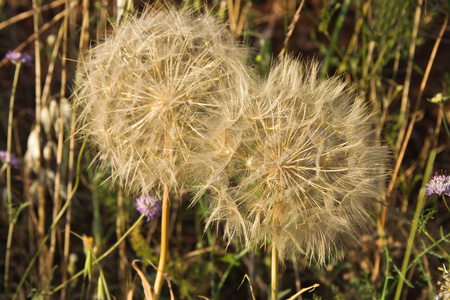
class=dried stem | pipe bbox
[393,13,448,300]
[13,139,86,300]
[52,0,69,293]
[47,19,66,271]
[154,129,172,300]
[277,0,306,59]
[385,1,446,215]
[0,2,77,69]
[31,0,47,282]
[271,245,278,300]
[154,183,170,300]
[61,1,87,297]
[0,0,65,31]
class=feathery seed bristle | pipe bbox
[206,57,388,265]
[73,8,253,196]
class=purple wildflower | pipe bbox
[135,195,162,221]
[5,51,33,66]
[426,172,450,196]
[0,151,19,169]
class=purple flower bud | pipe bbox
[5,51,33,66]
[0,151,19,169]
[426,171,450,196]
[135,195,162,221]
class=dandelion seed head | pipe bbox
[73,7,253,194]
[207,57,389,265]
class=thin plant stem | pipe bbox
[277,0,306,59]
[319,0,351,79]
[440,104,450,137]
[393,1,422,154]
[4,60,22,292]
[336,0,370,74]
[51,214,146,294]
[58,0,69,296]
[423,228,450,259]
[97,214,147,263]
[206,215,216,300]
[4,223,14,293]
[227,0,236,33]
[62,2,88,297]
[286,284,320,300]
[393,148,435,300]
[61,112,75,300]
[31,0,48,282]
[154,183,170,300]
[0,0,65,31]
[154,127,172,300]
[116,185,127,281]
[441,194,450,214]
[48,20,65,272]
[380,246,392,300]
[216,249,249,296]
[282,0,288,45]
[41,20,64,105]
[12,138,87,300]
[87,153,102,249]
[271,244,278,300]
[0,4,75,69]
[199,198,216,299]
[384,4,444,226]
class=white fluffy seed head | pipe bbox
[206,57,389,265]
[73,7,254,196]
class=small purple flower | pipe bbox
[426,171,450,196]
[135,194,162,221]
[0,151,19,169]
[5,51,33,66]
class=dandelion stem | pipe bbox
[154,183,170,300]
[271,244,278,300]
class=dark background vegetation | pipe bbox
[0,0,450,299]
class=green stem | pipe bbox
[85,149,102,251]
[216,249,248,295]
[51,214,146,294]
[380,246,392,300]
[442,194,450,214]
[319,0,351,79]
[440,104,450,138]
[422,229,450,261]
[4,61,22,293]
[393,149,435,300]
